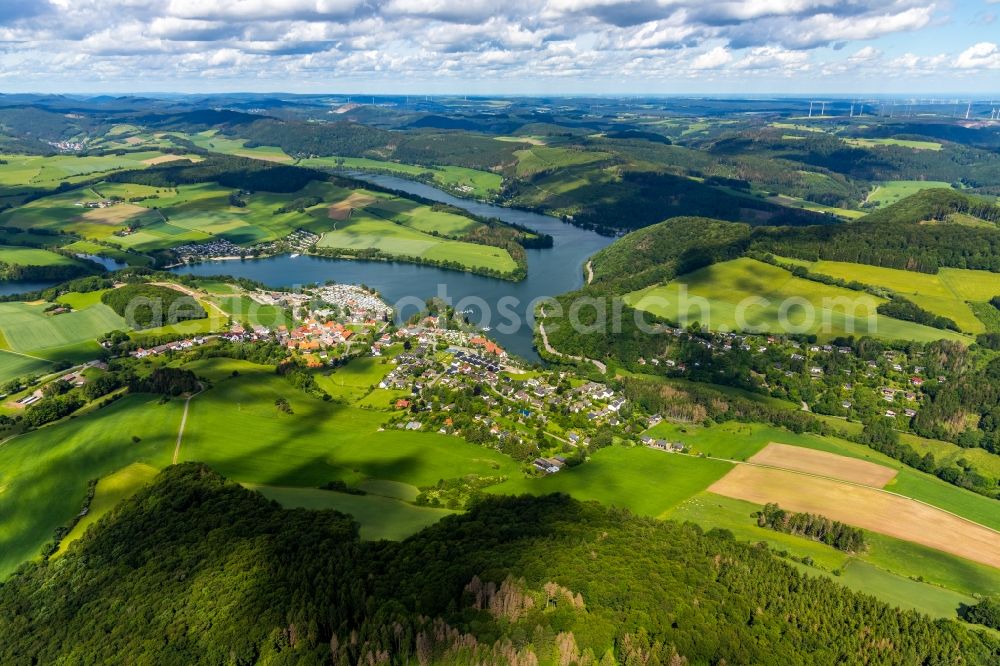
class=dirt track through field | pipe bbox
[709,465,1000,569]
[749,442,897,488]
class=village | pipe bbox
[171,229,320,264]
[631,323,935,427]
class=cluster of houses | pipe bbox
[532,456,567,474]
[133,337,209,359]
[283,319,357,352]
[74,199,119,209]
[639,434,685,452]
[309,285,393,321]
[489,377,626,426]
[172,239,248,263]
[50,140,84,152]
[172,229,320,265]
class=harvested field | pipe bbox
[80,203,153,225]
[708,465,1000,569]
[749,442,897,488]
[328,192,377,220]
[141,154,187,165]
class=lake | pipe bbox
[172,174,613,361]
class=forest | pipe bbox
[1,464,996,665]
[749,189,1000,273]
[101,283,207,329]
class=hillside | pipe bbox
[750,189,1000,273]
[2,463,996,665]
[588,216,751,290]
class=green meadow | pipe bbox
[317,210,517,274]
[491,446,734,517]
[0,245,82,268]
[624,257,969,343]
[178,362,519,489]
[0,394,182,577]
[0,350,53,385]
[55,462,160,556]
[59,240,151,266]
[846,138,943,151]
[514,146,614,177]
[250,485,457,541]
[866,181,953,207]
[779,257,1000,334]
[0,153,156,194]
[185,130,292,162]
[0,300,124,360]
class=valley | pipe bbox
[2,93,1000,663]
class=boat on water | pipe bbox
[290,253,301,258]
[481,325,491,332]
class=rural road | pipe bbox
[172,386,203,464]
[537,318,607,374]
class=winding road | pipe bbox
[537,317,607,374]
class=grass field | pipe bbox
[365,197,481,236]
[624,258,969,342]
[0,394,182,578]
[0,245,82,269]
[0,349,52,384]
[250,485,456,540]
[778,257,1000,334]
[178,362,519,489]
[708,464,1000,568]
[513,146,614,178]
[866,181,953,207]
[185,130,292,162]
[317,207,517,274]
[0,180,335,252]
[55,462,159,556]
[0,153,157,195]
[846,138,943,151]
[313,357,393,403]
[491,446,733,517]
[0,300,124,358]
[765,194,866,220]
[901,431,1000,480]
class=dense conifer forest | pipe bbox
[1,464,996,665]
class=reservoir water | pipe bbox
[171,174,613,361]
[0,281,58,296]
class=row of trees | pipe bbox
[756,503,866,552]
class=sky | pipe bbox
[2,0,1000,95]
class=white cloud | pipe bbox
[955,42,1000,69]
[690,45,732,69]
[0,0,997,90]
